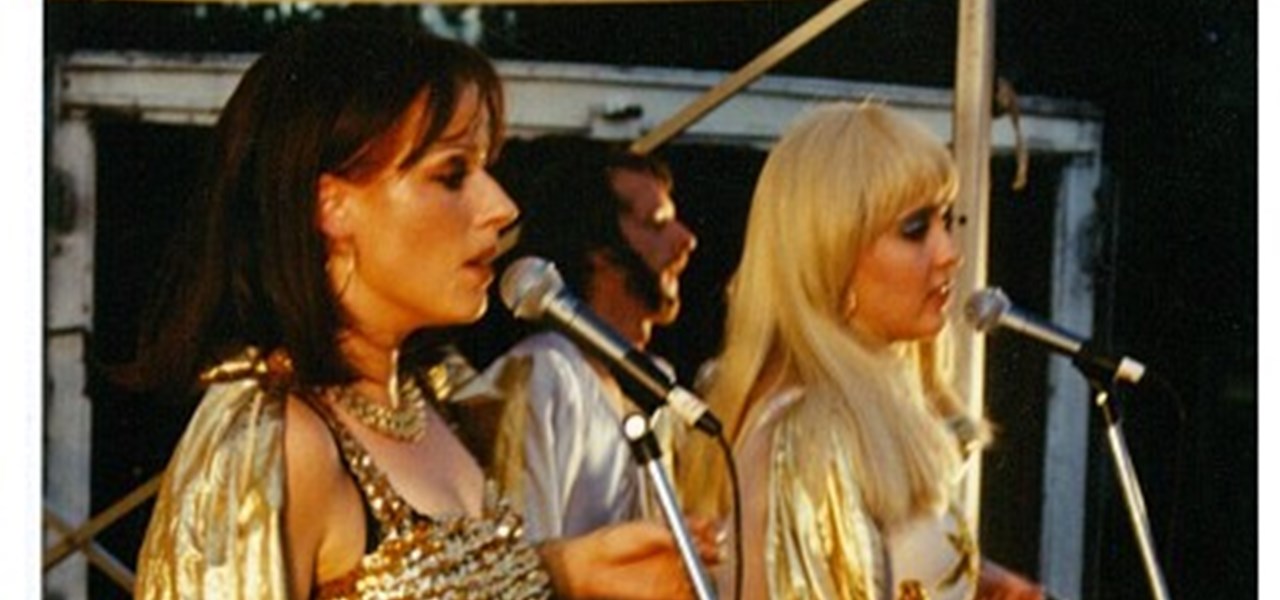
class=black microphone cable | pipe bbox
[614,370,740,600]
[715,431,744,600]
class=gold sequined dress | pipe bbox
[134,351,552,600]
[310,401,551,599]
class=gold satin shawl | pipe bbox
[744,388,978,600]
[762,396,884,600]
[135,378,289,599]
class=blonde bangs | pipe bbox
[764,103,959,311]
[838,102,959,242]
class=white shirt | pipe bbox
[460,332,674,541]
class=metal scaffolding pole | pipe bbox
[950,0,995,527]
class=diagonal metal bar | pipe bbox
[43,473,163,571]
[44,507,137,592]
[115,0,824,4]
[631,0,874,154]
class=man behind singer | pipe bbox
[458,136,698,542]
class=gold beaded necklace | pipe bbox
[332,375,429,443]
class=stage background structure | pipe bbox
[43,3,1255,600]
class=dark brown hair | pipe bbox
[128,24,505,394]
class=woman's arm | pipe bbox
[537,518,721,600]
[977,560,1045,600]
[282,395,364,598]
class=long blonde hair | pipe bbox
[680,102,972,526]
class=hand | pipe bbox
[977,560,1044,600]
[539,517,722,600]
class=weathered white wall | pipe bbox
[46,117,97,600]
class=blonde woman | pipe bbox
[679,103,1042,600]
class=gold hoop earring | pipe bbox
[387,348,401,409]
[328,250,357,301]
[843,291,859,323]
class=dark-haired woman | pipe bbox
[131,24,715,600]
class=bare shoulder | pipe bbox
[281,393,360,596]
[283,394,358,515]
[283,394,340,468]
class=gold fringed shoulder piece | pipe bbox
[198,347,295,394]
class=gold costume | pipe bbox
[135,353,552,599]
[135,377,290,599]
[733,388,978,600]
[309,401,551,599]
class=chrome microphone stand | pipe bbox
[620,412,717,600]
[1086,376,1171,600]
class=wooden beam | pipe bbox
[42,474,162,571]
[44,508,137,592]
[631,0,873,153]
[80,0,823,5]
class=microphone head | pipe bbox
[499,257,565,320]
[964,287,1011,332]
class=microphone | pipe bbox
[964,287,1147,386]
[500,256,723,436]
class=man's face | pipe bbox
[611,168,698,325]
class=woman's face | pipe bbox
[846,200,961,344]
[322,87,517,339]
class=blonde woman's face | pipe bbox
[846,200,961,343]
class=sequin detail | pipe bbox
[314,409,552,600]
